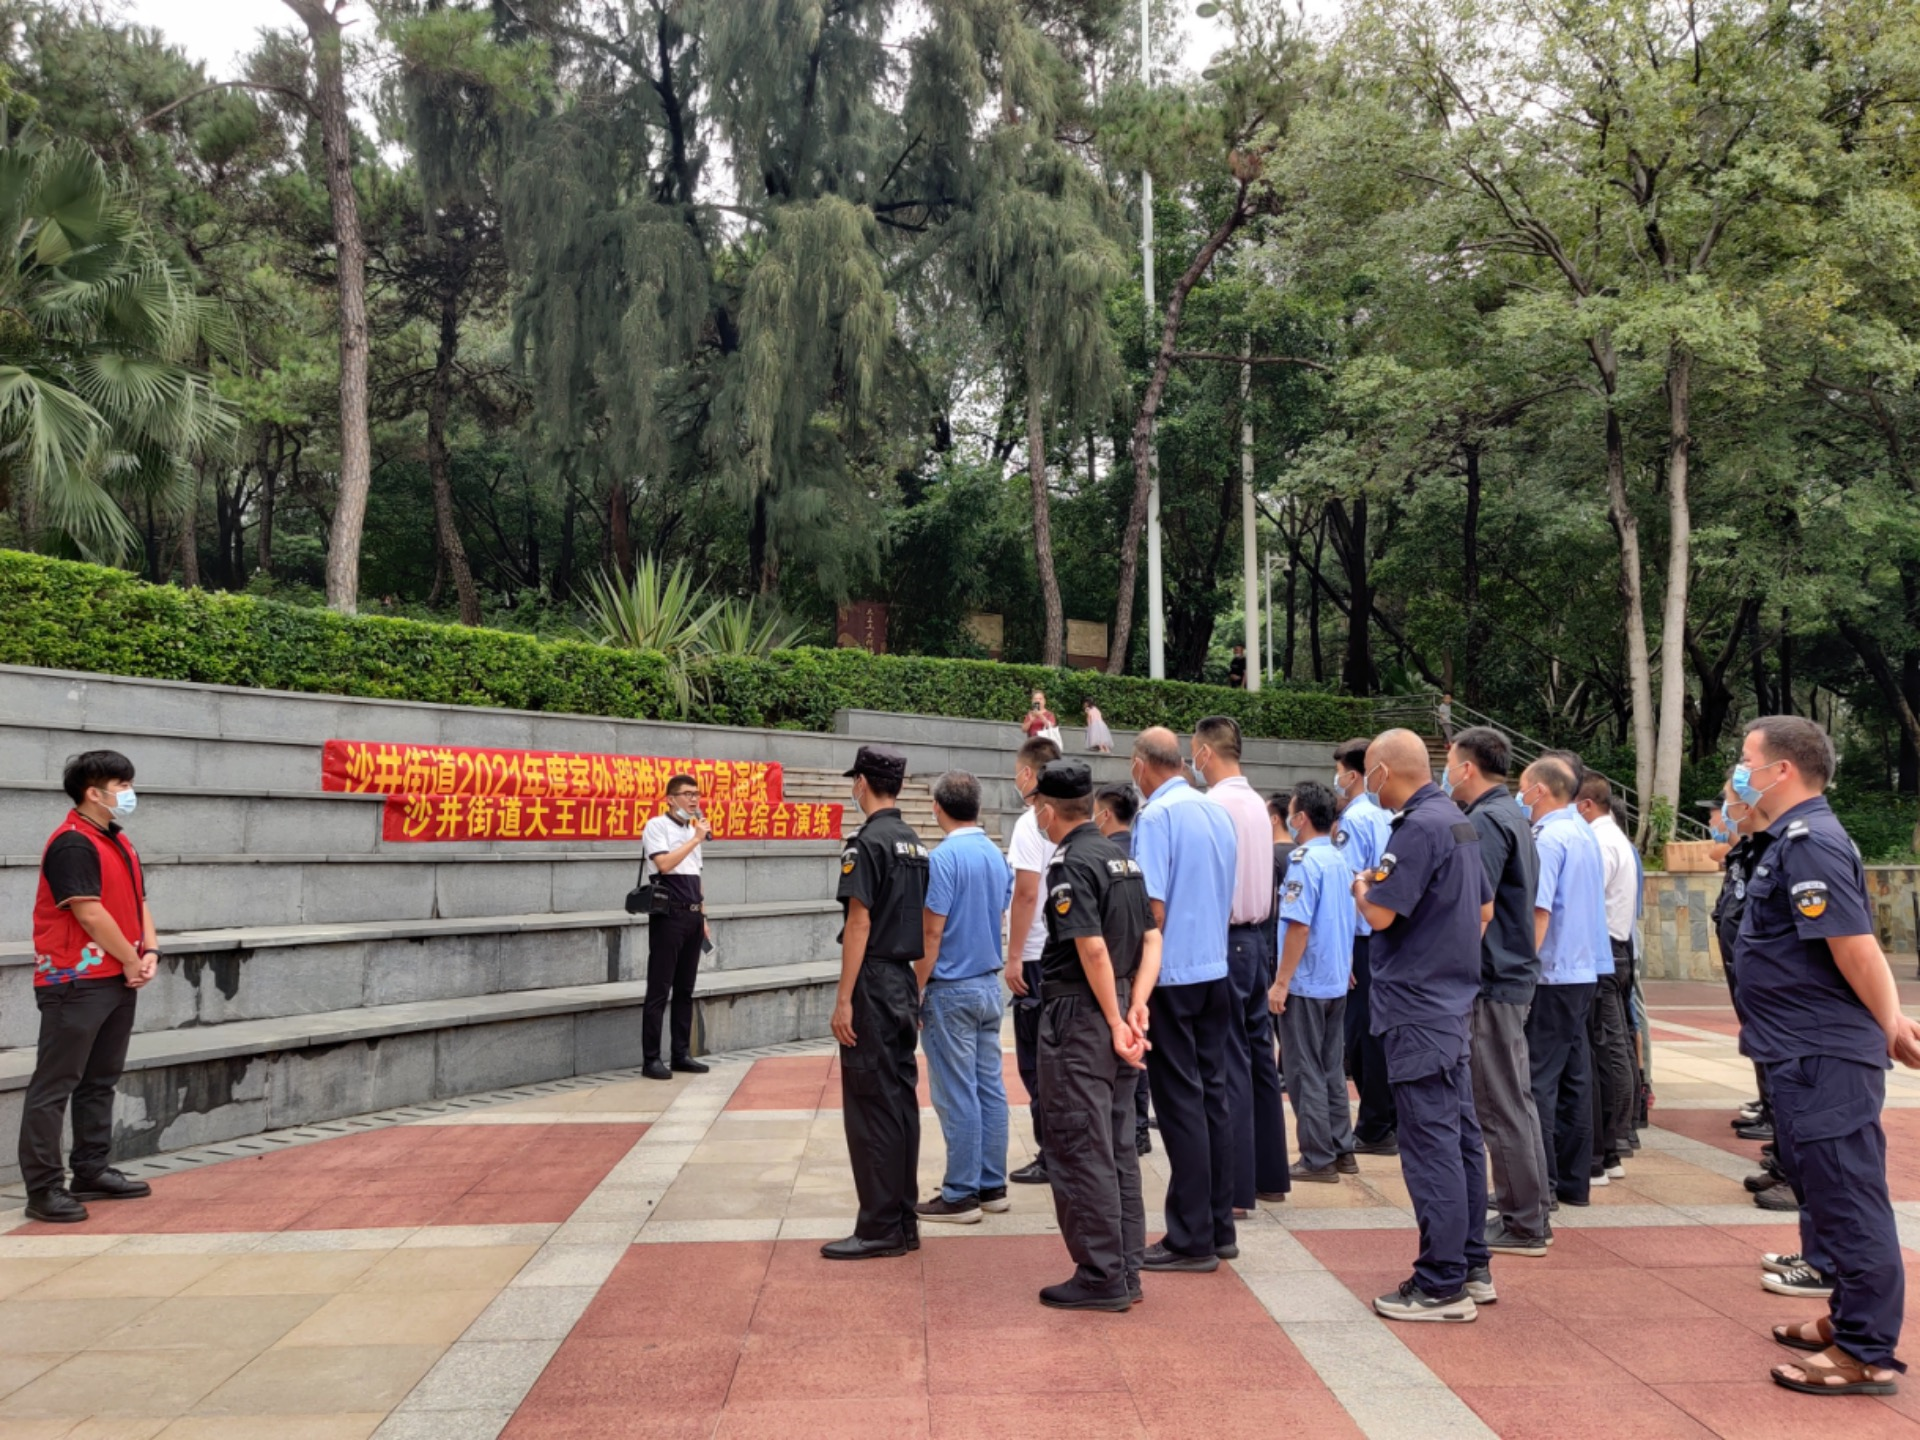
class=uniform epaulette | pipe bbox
[1784,819,1810,840]
[1289,846,1308,862]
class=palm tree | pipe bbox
[0,122,239,561]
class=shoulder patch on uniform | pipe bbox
[840,846,858,875]
[1332,828,1348,848]
[1372,853,1398,881]
[1105,857,1141,878]
[894,841,929,860]
[1785,820,1810,839]
[1050,881,1074,916]
[1282,879,1304,905]
[1288,845,1308,862]
[1791,879,1828,919]
[1450,822,1478,844]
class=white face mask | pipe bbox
[97,786,137,820]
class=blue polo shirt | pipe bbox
[1132,775,1234,986]
[1734,795,1885,1069]
[1362,783,1489,1040]
[1278,836,1356,999]
[924,825,1014,982]
[1532,806,1609,986]
[1335,794,1394,936]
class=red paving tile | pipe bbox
[15,1121,646,1235]
[1454,1382,1717,1439]
[1654,1379,1920,1439]
[1392,1312,1632,1389]
[714,1397,931,1439]
[1130,1389,1364,1440]
[502,1405,721,1439]
[928,1392,1150,1440]
[726,1054,1030,1111]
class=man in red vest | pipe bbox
[23,751,159,1222]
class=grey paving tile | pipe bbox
[463,1285,598,1342]
[395,1339,561,1411]
[373,1407,515,1440]
[1240,1270,1373,1323]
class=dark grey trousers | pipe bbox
[1281,995,1351,1169]
[1039,983,1144,1296]
[19,978,137,1196]
[1470,994,1551,1237]
[1590,948,1636,1163]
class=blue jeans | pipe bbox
[921,973,1009,1202]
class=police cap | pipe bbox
[1035,758,1093,799]
[843,744,908,786]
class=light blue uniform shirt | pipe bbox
[1334,794,1394,936]
[1277,836,1356,999]
[924,825,1014,982]
[1532,806,1610,985]
[1132,775,1234,986]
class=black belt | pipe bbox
[659,897,704,914]
[1230,920,1271,931]
[1044,976,1135,1001]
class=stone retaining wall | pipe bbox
[1639,866,1920,981]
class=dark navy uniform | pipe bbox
[1736,796,1904,1372]
[1714,831,1774,1117]
[1363,782,1493,1300]
[831,752,931,1252]
[1037,773,1151,1303]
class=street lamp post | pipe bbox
[1142,0,1165,680]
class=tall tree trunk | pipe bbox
[1838,614,1920,786]
[555,484,577,600]
[1592,340,1657,835]
[1341,496,1373,696]
[1746,602,1769,715]
[426,286,481,624]
[288,0,373,616]
[608,484,634,583]
[1650,349,1693,829]
[1308,521,1326,684]
[1027,366,1063,668]
[1107,181,1251,673]
[1462,444,1484,707]
[1779,612,1794,715]
[748,492,770,595]
[178,464,201,588]
[1902,573,1920,796]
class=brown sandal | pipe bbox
[1771,1346,1899,1396]
[1772,1318,1835,1354]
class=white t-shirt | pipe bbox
[1006,807,1055,964]
[1589,814,1637,944]
[642,811,704,887]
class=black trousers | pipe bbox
[1526,981,1595,1203]
[1344,934,1398,1143]
[1144,976,1236,1256]
[1039,984,1145,1296]
[1226,924,1288,1203]
[1012,961,1044,1153]
[1718,933,1770,1112]
[19,979,138,1196]
[840,959,921,1243]
[1589,948,1635,1163]
[643,907,706,1063]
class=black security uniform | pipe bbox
[1713,831,1774,1120]
[1037,778,1151,1301]
[1112,827,1155,1138]
[1735,796,1903,1372]
[831,751,931,1253]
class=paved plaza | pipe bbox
[0,979,1916,1438]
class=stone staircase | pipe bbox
[782,768,944,841]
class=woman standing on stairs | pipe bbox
[639,775,712,1081]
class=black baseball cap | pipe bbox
[843,745,908,786]
[1035,758,1093,799]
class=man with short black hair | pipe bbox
[23,751,158,1223]
[640,775,711,1081]
[1733,716,1920,1395]
[1006,734,1064,1185]
[917,771,1014,1225]
[823,746,931,1260]
[1447,728,1550,1254]
[1031,760,1159,1309]
[1334,737,1398,1157]
[1271,780,1355,1183]
[1196,715,1288,1208]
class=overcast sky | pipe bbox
[121,0,1344,85]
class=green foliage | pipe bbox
[0,549,1363,739]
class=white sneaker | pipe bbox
[1605,1161,1625,1180]
[1760,1251,1802,1275]
[1589,1170,1610,1187]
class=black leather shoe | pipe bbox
[1141,1242,1219,1273]
[820,1234,909,1260]
[1335,1153,1359,1174]
[671,1056,710,1074]
[1290,1160,1341,1184]
[1135,1125,1153,1157]
[1039,1278,1132,1311]
[24,1189,87,1224]
[1352,1134,1400,1156]
[69,1168,150,1202]
[1010,1158,1049,1185]
[1734,1119,1774,1141]
[1215,1243,1240,1260]
[641,1060,673,1081]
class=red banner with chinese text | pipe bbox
[323,740,782,807]
[379,793,842,844]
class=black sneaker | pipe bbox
[1373,1279,1476,1323]
[1761,1251,1804,1275]
[23,1189,87,1224]
[1135,1124,1153,1157]
[1010,1158,1049,1185]
[1215,1243,1240,1260]
[1141,1242,1219,1273]
[1352,1134,1400,1156]
[670,1056,710,1075]
[642,1060,673,1081]
[915,1194,982,1225]
[1762,1263,1835,1299]
[1464,1266,1497,1304]
[1290,1160,1341,1184]
[1334,1153,1359,1175]
[978,1186,1010,1213]
[1744,1167,1782,1194]
[68,1168,150,1202]
[1484,1221,1549,1257]
[1753,1179,1799,1212]
[1039,1277,1131,1311]
[1734,1119,1774,1141]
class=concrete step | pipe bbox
[0,901,845,1050]
[0,960,839,1180]
[0,845,843,931]
[783,769,946,841]
[833,706,1340,769]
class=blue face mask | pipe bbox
[1515,785,1535,823]
[1286,817,1301,843]
[1710,814,1733,844]
[109,787,137,820]
[1438,765,1455,798]
[1730,762,1777,806]
[1362,765,1386,809]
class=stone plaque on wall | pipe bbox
[836,601,889,655]
[966,612,1004,659]
[1066,618,1108,670]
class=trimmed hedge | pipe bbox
[0,551,1369,741]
